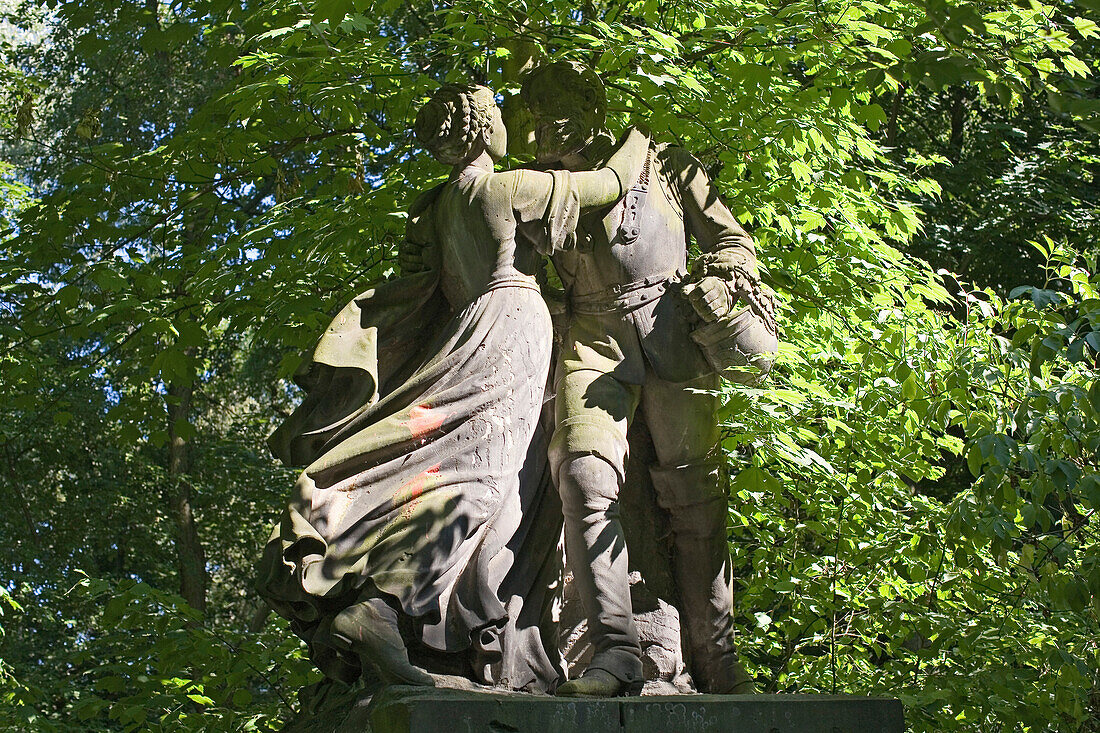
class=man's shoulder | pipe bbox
[653,143,704,180]
[649,143,694,217]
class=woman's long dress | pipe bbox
[257,168,581,693]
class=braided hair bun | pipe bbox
[414,84,496,165]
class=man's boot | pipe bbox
[651,462,754,694]
[554,453,644,696]
[330,596,434,686]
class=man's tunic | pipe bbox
[549,142,757,477]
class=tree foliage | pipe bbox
[1,0,1098,730]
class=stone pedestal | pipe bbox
[294,686,904,733]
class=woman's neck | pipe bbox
[454,150,495,177]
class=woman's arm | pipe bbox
[506,128,650,254]
[570,126,650,210]
[508,126,651,220]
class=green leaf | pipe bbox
[1062,56,1092,77]
[790,159,813,184]
[1080,475,1100,509]
[1072,16,1100,39]
[966,443,984,478]
[312,0,353,25]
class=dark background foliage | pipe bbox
[1,0,1098,729]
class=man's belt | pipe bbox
[570,268,686,315]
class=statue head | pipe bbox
[520,61,607,163]
[414,83,506,166]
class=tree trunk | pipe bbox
[948,87,968,162]
[167,367,207,617]
[167,189,213,618]
[886,84,906,147]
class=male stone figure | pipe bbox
[521,62,775,697]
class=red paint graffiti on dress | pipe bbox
[406,404,446,436]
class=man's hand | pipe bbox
[682,276,733,323]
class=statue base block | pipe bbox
[302,685,904,733]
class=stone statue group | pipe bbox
[256,62,778,703]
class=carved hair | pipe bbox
[520,61,607,129]
[414,84,496,165]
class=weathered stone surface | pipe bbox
[524,61,775,695]
[620,695,903,732]
[304,686,904,733]
[560,418,693,694]
[259,82,653,695]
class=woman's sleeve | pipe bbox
[507,168,579,255]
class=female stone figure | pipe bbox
[256,83,648,694]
